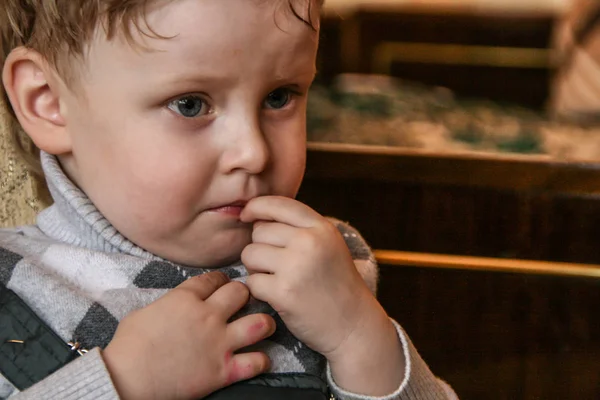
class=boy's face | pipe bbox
[59,0,319,267]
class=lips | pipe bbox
[206,200,249,217]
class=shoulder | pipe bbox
[0,225,52,284]
[0,225,49,253]
[0,226,30,253]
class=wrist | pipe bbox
[102,345,156,400]
[326,299,405,396]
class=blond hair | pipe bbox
[0,0,322,203]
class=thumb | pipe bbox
[177,271,230,300]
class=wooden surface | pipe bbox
[306,143,600,196]
[374,249,600,278]
[298,144,600,398]
[299,146,600,264]
[377,265,600,400]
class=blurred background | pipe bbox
[2,1,600,398]
[318,0,564,110]
[296,1,600,398]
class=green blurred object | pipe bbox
[307,75,600,160]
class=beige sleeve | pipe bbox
[327,320,458,400]
[11,348,119,400]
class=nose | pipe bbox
[220,115,270,175]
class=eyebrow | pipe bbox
[159,67,317,88]
[272,68,318,83]
[158,73,235,87]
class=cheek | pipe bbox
[121,148,215,208]
[76,114,216,217]
[92,152,215,242]
[268,123,306,196]
[102,114,214,192]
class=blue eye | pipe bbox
[167,95,210,118]
[264,88,293,110]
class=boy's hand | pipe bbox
[240,197,377,356]
[102,272,275,400]
[241,197,405,396]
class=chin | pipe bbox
[168,231,251,269]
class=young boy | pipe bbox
[0,0,456,399]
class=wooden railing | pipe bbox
[375,250,600,278]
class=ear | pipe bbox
[2,47,71,155]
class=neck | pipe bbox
[37,152,157,259]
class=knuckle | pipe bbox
[175,287,202,304]
[197,307,221,329]
[297,231,325,256]
[297,229,317,248]
[279,280,298,300]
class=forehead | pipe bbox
[149,0,317,56]
[84,0,319,85]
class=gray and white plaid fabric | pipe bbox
[0,152,378,398]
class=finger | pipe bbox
[242,243,286,274]
[177,271,230,300]
[205,281,250,317]
[252,221,295,247]
[226,313,276,350]
[245,273,278,305]
[226,352,271,385]
[241,196,321,228]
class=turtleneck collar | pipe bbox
[36,152,159,260]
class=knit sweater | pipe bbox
[0,153,456,400]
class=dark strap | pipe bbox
[0,285,331,398]
[206,384,330,400]
[206,374,331,400]
[0,282,79,391]
[0,277,330,397]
